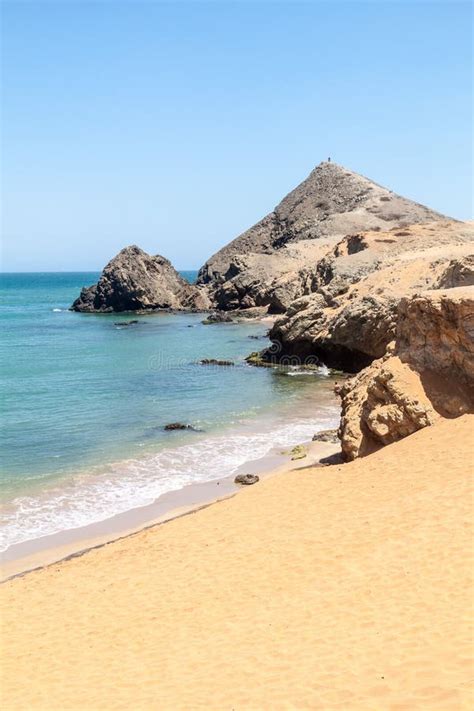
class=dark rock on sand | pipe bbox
[234,473,259,485]
[72,245,211,313]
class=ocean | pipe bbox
[0,272,339,553]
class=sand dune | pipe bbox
[1,415,473,710]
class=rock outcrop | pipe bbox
[72,246,210,313]
[198,161,446,311]
[266,221,474,370]
[397,287,474,383]
[337,288,474,460]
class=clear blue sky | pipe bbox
[1,0,472,271]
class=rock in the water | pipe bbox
[198,161,447,312]
[245,351,275,368]
[201,312,234,324]
[234,473,259,485]
[312,429,339,443]
[200,358,234,366]
[71,246,210,313]
[164,422,194,431]
[114,319,139,326]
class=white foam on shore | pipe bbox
[0,407,338,552]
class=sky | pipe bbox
[1,0,472,272]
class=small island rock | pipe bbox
[72,246,210,313]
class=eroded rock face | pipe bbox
[337,289,474,460]
[265,221,474,370]
[397,288,474,383]
[71,246,210,313]
[436,255,474,289]
[268,291,398,371]
[198,162,446,311]
[337,355,438,460]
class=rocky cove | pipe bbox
[71,161,474,460]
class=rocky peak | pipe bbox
[197,161,447,310]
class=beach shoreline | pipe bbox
[0,437,339,582]
[2,414,472,710]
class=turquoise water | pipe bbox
[0,272,339,550]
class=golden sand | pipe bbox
[1,415,473,710]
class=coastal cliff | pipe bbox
[337,287,474,460]
[267,221,474,370]
[261,219,474,457]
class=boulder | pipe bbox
[234,473,259,485]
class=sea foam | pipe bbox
[0,409,338,552]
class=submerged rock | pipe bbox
[114,319,139,327]
[71,246,210,313]
[164,423,195,431]
[200,359,234,366]
[234,473,259,485]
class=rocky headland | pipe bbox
[71,162,473,458]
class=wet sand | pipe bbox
[0,439,338,581]
[1,415,473,710]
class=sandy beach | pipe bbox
[0,437,339,581]
[1,414,472,710]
